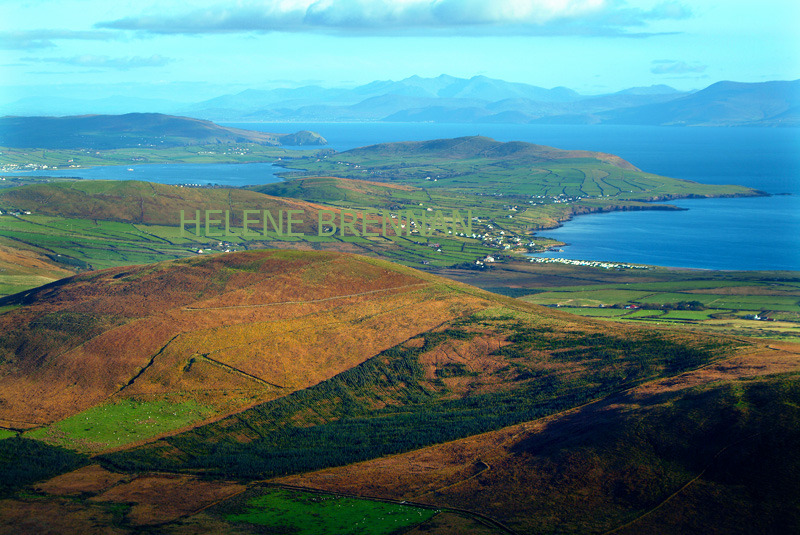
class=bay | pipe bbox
[531,196,800,271]
[0,162,283,187]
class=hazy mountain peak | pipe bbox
[5,76,794,127]
[614,84,681,95]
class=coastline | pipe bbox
[526,194,799,271]
[527,187,770,250]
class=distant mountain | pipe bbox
[185,74,610,122]
[191,76,797,127]
[0,113,327,149]
[381,90,687,124]
[607,79,800,126]
[538,80,800,126]
[3,76,793,127]
[613,84,683,96]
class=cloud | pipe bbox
[651,60,707,74]
[23,55,172,70]
[0,30,116,50]
[96,0,692,37]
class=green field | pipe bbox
[223,487,437,535]
[553,307,630,317]
[0,215,203,273]
[277,136,757,201]
[474,264,800,338]
[660,309,728,320]
[25,399,215,452]
[524,287,800,316]
[0,429,16,440]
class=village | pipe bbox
[528,257,650,270]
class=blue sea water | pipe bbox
[3,123,799,270]
[532,196,800,271]
[0,161,282,187]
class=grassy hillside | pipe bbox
[278,136,761,201]
[0,178,513,293]
[0,243,72,297]
[254,175,423,207]
[0,180,360,293]
[0,180,329,228]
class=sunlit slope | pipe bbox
[0,180,329,229]
[0,244,72,297]
[0,250,493,431]
[101,286,746,478]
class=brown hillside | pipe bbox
[0,245,70,278]
[0,249,494,424]
[275,343,800,534]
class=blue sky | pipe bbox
[1,0,798,104]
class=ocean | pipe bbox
[3,123,799,270]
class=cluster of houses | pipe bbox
[1,163,52,172]
[528,257,649,270]
[745,314,775,322]
[0,209,32,216]
[196,242,238,254]
[473,255,497,267]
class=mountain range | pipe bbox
[3,75,797,127]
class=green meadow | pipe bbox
[0,215,203,272]
[25,399,215,452]
[223,487,436,535]
[504,264,800,338]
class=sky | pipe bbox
[1,0,798,105]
